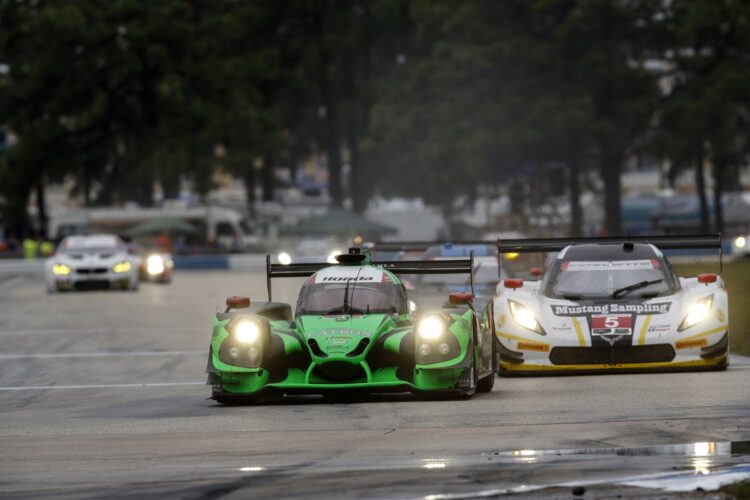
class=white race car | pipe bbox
[492,236,728,374]
[45,234,140,292]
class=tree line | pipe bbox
[1,0,749,238]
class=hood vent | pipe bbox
[347,338,370,357]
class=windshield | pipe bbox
[544,259,673,299]
[296,282,405,315]
[62,246,121,256]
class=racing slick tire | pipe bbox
[457,359,477,399]
[213,394,258,406]
[477,341,496,393]
[476,370,495,393]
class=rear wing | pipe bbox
[366,240,494,252]
[265,253,475,301]
[496,234,721,253]
[496,234,723,270]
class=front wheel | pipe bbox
[457,363,477,399]
[478,336,497,393]
[213,394,258,406]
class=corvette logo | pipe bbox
[552,302,671,316]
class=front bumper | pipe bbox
[497,329,729,375]
[51,269,137,290]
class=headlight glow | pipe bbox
[277,252,292,265]
[234,319,261,343]
[113,261,132,273]
[146,255,165,275]
[509,300,545,334]
[679,295,713,331]
[735,236,747,249]
[417,315,445,340]
[52,263,72,276]
[409,300,418,313]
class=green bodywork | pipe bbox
[207,264,495,400]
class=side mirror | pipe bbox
[697,273,717,284]
[530,267,544,277]
[448,292,475,305]
[504,278,523,289]
[225,296,251,312]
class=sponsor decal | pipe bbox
[717,309,725,322]
[517,341,550,352]
[312,328,369,337]
[496,314,506,328]
[676,338,708,349]
[562,260,656,272]
[320,276,374,282]
[552,302,671,316]
[552,325,573,332]
[647,325,671,333]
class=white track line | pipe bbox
[0,382,204,391]
[0,350,204,360]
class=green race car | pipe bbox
[206,248,496,404]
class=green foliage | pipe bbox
[1,0,750,234]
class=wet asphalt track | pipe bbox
[0,271,748,498]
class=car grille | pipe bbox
[76,268,108,274]
[550,345,675,365]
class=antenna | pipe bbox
[266,254,272,301]
[469,250,475,295]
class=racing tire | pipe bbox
[457,362,477,399]
[477,338,497,393]
[213,394,258,406]
[477,372,495,393]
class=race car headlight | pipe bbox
[146,255,165,275]
[277,252,292,266]
[509,300,545,335]
[735,236,747,249]
[678,295,714,332]
[232,318,262,344]
[417,315,445,340]
[52,263,72,276]
[113,261,132,273]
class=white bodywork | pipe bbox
[44,235,140,292]
[492,248,729,373]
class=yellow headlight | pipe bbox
[509,300,545,334]
[679,295,713,331]
[146,255,165,275]
[735,236,746,249]
[234,319,261,343]
[52,263,71,276]
[113,261,132,273]
[417,315,445,340]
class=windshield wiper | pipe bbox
[612,279,663,299]
[342,278,351,314]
